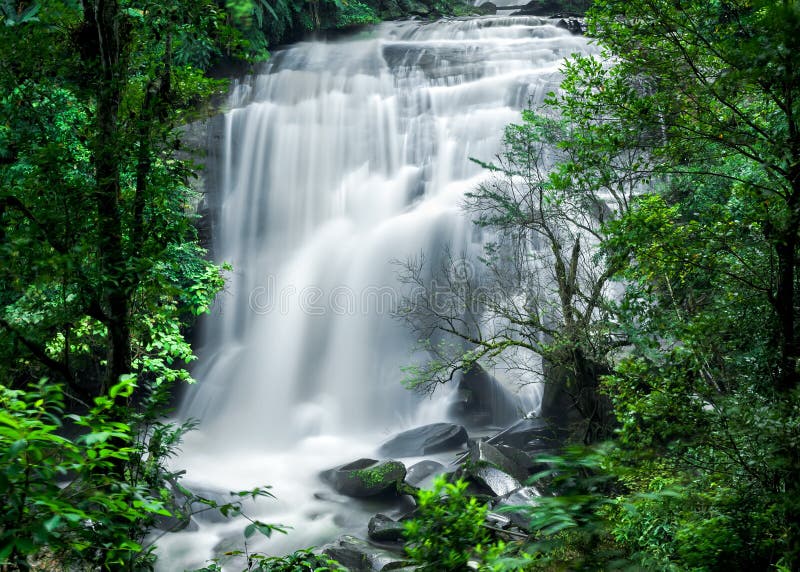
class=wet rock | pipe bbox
[476,1,496,14]
[468,440,527,482]
[486,511,512,529]
[449,364,521,427]
[379,423,468,457]
[321,459,407,498]
[473,466,521,497]
[555,17,584,34]
[405,460,446,487]
[493,486,540,531]
[322,535,412,571]
[495,444,536,474]
[540,357,613,433]
[510,0,573,16]
[368,513,406,542]
[491,417,560,452]
[404,0,431,15]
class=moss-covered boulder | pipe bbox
[321,458,407,497]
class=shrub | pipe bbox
[404,476,490,571]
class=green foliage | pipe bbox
[0,378,194,570]
[335,0,378,27]
[404,476,490,571]
[393,0,800,569]
[0,1,238,569]
[492,446,625,570]
[508,0,800,568]
[197,548,343,572]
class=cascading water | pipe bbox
[159,16,593,570]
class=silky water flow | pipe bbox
[158,16,593,569]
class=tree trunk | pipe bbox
[83,0,132,393]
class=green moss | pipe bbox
[354,462,402,487]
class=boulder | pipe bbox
[320,459,407,498]
[449,364,521,427]
[495,443,545,475]
[153,512,199,533]
[368,513,407,542]
[468,440,528,482]
[472,466,521,497]
[322,535,412,571]
[379,423,468,457]
[493,486,540,531]
[476,1,496,14]
[398,0,431,16]
[491,417,561,452]
[555,17,584,34]
[511,0,569,16]
[405,460,446,487]
[485,511,512,529]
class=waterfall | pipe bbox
[159,16,593,569]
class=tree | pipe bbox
[550,0,800,567]
[587,0,800,392]
[397,101,649,441]
[0,2,230,568]
[0,0,228,398]
[401,0,800,566]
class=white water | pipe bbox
[159,17,592,570]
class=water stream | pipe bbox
[158,16,592,570]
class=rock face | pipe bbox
[320,459,407,498]
[378,423,468,457]
[322,535,411,571]
[449,364,521,427]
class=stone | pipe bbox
[473,466,521,497]
[540,357,613,433]
[405,460,446,487]
[153,512,199,533]
[322,535,412,571]
[555,17,584,34]
[510,0,568,16]
[320,459,407,498]
[485,511,511,529]
[495,444,536,474]
[476,1,496,14]
[368,513,406,542]
[378,423,468,457]
[493,486,540,531]
[491,417,561,452]
[468,440,527,482]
